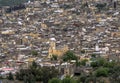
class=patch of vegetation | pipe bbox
[0,0,29,6]
[15,61,59,83]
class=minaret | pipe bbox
[48,38,56,58]
[95,43,99,51]
[49,38,56,50]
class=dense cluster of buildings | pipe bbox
[0,0,120,77]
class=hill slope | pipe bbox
[0,0,29,6]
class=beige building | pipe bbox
[48,38,68,58]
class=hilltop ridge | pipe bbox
[0,0,29,6]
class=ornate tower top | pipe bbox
[50,38,56,41]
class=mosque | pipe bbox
[48,38,68,58]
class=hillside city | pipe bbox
[0,0,120,83]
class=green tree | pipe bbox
[31,50,38,56]
[95,67,109,77]
[62,51,77,62]
[31,61,37,68]
[62,77,77,83]
[7,72,14,80]
[41,67,59,83]
[79,75,87,83]
[76,60,81,67]
[109,64,120,83]
[85,76,96,83]
[91,61,98,68]
[28,74,36,83]
[49,78,61,83]
[81,2,89,9]
[23,75,28,83]
[97,58,107,66]
[51,55,58,61]
[91,58,107,68]
[15,72,20,80]
[16,60,59,83]
[91,54,96,58]
[103,61,115,68]
[80,50,85,54]
[96,3,107,12]
[80,59,88,66]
